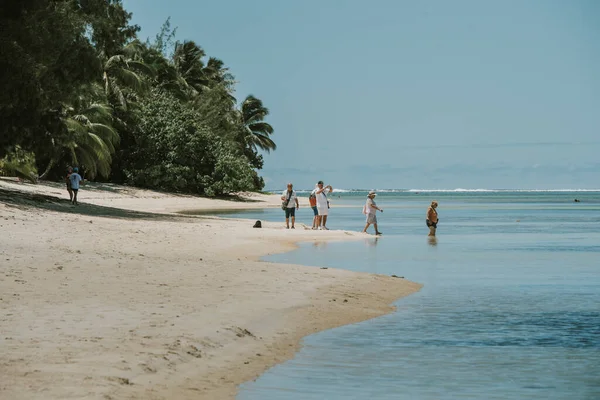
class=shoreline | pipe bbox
[0,179,422,399]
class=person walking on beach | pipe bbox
[426,201,439,236]
[362,191,383,235]
[281,183,299,229]
[309,186,318,229]
[69,167,84,205]
[312,180,333,230]
[65,166,73,202]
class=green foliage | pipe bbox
[150,17,178,58]
[122,89,255,195]
[34,84,119,180]
[0,146,38,182]
[204,150,257,196]
[240,95,276,152]
[77,0,140,57]
[0,0,102,157]
[0,1,273,194]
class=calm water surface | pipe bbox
[224,191,600,400]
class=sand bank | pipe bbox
[0,179,421,399]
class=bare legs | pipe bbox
[285,214,296,229]
[363,222,381,235]
[428,226,436,236]
[321,215,328,229]
[314,215,328,229]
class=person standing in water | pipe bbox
[362,191,383,235]
[426,201,439,236]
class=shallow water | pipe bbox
[229,191,600,399]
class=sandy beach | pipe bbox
[0,179,422,400]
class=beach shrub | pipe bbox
[0,146,38,182]
[123,89,255,195]
[1,2,274,192]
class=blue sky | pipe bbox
[123,0,600,190]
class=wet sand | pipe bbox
[0,179,421,399]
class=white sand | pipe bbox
[0,179,421,399]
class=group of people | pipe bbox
[281,183,440,236]
[65,166,84,205]
[281,180,333,230]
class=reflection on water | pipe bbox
[364,237,380,247]
[239,193,600,400]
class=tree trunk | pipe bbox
[38,159,55,180]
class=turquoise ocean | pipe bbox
[215,189,600,400]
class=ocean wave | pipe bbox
[268,188,600,194]
[407,188,494,193]
[407,189,600,193]
[279,188,356,194]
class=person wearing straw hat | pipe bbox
[362,191,383,235]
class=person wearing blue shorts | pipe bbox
[309,187,318,229]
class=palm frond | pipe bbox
[85,103,114,124]
[126,60,155,77]
[248,133,277,153]
[73,114,91,125]
[64,118,88,137]
[122,40,145,59]
[248,122,274,135]
[90,123,119,146]
[112,68,147,93]
[105,54,126,70]
[242,95,270,124]
[109,81,127,109]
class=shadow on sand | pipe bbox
[0,187,187,222]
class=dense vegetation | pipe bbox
[0,0,275,195]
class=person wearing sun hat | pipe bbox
[362,190,383,235]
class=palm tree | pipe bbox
[103,40,154,110]
[171,42,236,103]
[172,40,208,95]
[38,85,119,179]
[239,95,276,152]
[63,103,119,179]
[142,46,190,100]
[203,57,237,105]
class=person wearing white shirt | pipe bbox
[362,191,383,235]
[68,167,84,205]
[311,180,333,230]
[281,183,300,229]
